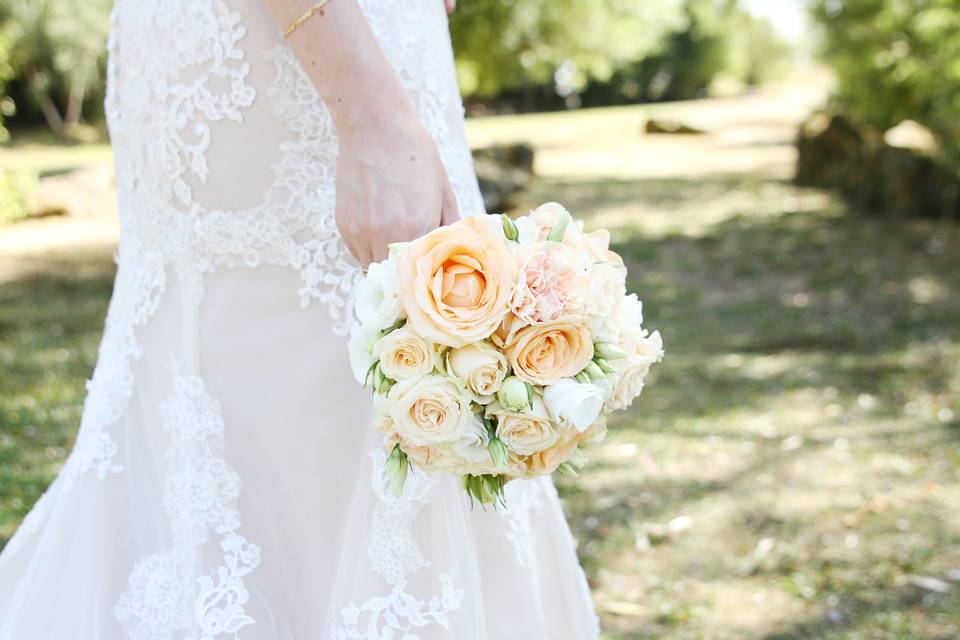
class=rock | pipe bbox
[472,143,535,212]
[644,118,706,135]
[795,112,960,219]
[795,113,872,191]
[884,120,939,154]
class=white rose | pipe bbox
[388,374,473,447]
[606,330,664,412]
[487,397,559,455]
[445,341,509,403]
[355,258,403,330]
[375,326,436,380]
[543,378,605,433]
[348,321,380,384]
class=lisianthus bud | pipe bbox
[487,437,509,469]
[497,375,531,412]
[594,357,616,374]
[546,209,572,242]
[584,361,605,380]
[574,371,591,385]
[595,342,628,360]
[385,444,409,497]
[501,213,519,241]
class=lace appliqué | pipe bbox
[114,363,261,640]
[501,478,549,619]
[332,449,464,639]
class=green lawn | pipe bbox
[1,93,959,638]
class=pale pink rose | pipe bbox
[510,243,586,324]
[529,202,575,241]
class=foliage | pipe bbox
[811,0,960,165]
[0,167,36,223]
[0,0,111,134]
[449,0,687,97]
[452,0,790,107]
[2,101,958,635]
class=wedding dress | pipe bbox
[0,0,600,638]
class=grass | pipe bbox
[1,90,959,638]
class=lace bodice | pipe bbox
[0,2,600,638]
[106,0,484,335]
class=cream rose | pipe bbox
[445,341,508,403]
[487,398,559,456]
[387,374,474,447]
[397,216,517,348]
[543,378,605,432]
[605,331,664,411]
[375,326,436,380]
[505,318,595,386]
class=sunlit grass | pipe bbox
[2,94,959,638]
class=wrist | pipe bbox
[324,76,419,139]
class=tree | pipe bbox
[811,0,960,165]
[449,0,686,98]
[1,0,111,135]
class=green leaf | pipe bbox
[546,210,572,242]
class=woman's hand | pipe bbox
[335,112,460,266]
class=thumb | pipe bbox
[439,183,461,227]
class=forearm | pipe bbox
[262,0,417,135]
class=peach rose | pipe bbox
[375,326,436,380]
[521,428,580,476]
[505,318,595,385]
[397,216,517,348]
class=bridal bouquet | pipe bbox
[348,203,663,504]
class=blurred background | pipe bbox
[0,0,958,638]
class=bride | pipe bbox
[0,0,600,637]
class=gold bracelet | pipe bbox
[284,0,331,39]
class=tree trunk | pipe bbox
[25,63,64,135]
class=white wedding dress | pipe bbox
[0,1,600,638]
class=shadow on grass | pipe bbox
[0,259,115,550]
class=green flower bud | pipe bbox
[487,437,509,469]
[497,375,531,412]
[501,213,519,242]
[595,342,628,360]
[594,357,616,374]
[584,361,605,380]
[385,445,409,497]
[557,462,579,477]
[574,371,592,385]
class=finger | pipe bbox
[440,184,461,227]
[444,0,456,13]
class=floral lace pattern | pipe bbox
[114,361,261,640]
[0,1,600,636]
[331,450,464,639]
